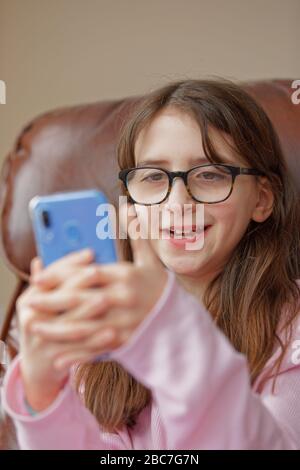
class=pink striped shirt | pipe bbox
[2,271,300,449]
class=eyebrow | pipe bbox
[137,157,210,167]
[136,156,235,167]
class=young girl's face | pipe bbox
[133,106,273,282]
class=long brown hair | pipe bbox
[75,79,300,432]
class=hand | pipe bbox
[28,203,168,371]
[17,249,95,411]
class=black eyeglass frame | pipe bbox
[118,164,265,205]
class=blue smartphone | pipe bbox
[29,189,118,267]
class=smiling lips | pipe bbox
[162,225,210,238]
[161,225,212,241]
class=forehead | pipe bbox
[135,108,199,151]
[134,107,244,167]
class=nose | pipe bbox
[166,176,193,205]
[161,176,196,226]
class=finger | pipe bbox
[53,328,121,370]
[31,248,95,288]
[27,289,91,313]
[30,257,43,278]
[120,202,162,268]
[62,264,116,289]
[53,325,131,370]
[31,317,115,341]
[53,248,95,266]
[30,283,137,334]
[49,290,111,321]
[62,262,135,290]
[31,315,137,354]
[64,282,138,321]
[53,347,112,371]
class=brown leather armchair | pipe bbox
[0,79,299,449]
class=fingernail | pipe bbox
[83,248,94,256]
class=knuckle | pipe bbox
[47,261,72,279]
[23,317,34,335]
[61,288,81,305]
[16,286,32,310]
[119,328,132,345]
[119,263,135,280]
[46,345,59,362]
[90,329,120,351]
[52,256,70,269]
[32,333,45,348]
[119,312,133,327]
[69,329,86,340]
[122,288,137,306]
[109,330,123,348]
[91,292,106,308]
[89,265,100,278]
[22,318,30,334]
[17,301,34,328]
[16,296,24,313]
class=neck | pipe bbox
[175,270,220,304]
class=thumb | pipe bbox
[30,256,43,280]
[119,201,162,268]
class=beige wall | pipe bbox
[0,0,300,321]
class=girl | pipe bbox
[2,79,300,449]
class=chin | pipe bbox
[152,240,212,276]
[160,255,206,276]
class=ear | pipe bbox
[251,177,274,223]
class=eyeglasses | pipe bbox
[119,164,265,205]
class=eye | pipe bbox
[142,172,165,182]
[200,172,224,180]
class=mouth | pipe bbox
[162,225,212,240]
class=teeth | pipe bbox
[169,227,208,236]
[171,229,197,236]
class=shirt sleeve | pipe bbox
[109,270,300,450]
[1,356,131,450]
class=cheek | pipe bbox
[134,205,151,235]
[209,196,254,244]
